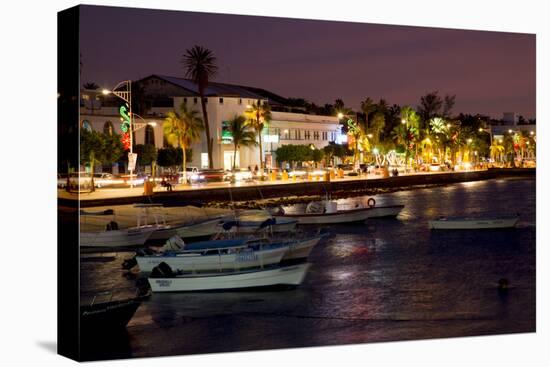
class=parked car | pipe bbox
[199,169,225,183]
[57,173,68,188]
[178,167,200,184]
[92,173,125,188]
[224,169,253,182]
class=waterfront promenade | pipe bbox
[59,168,535,208]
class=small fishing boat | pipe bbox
[274,199,404,225]
[148,262,310,292]
[282,233,325,261]
[132,236,289,273]
[80,288,150,330]
[80,226,156,247]
[80,208,156,247]
[134,204,222,241]
[221,215,298,234]
[429,214,520,230]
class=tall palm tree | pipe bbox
[490,143,505,163]
[227,115,256,171]
[360,97,376,129]
[245,101,271,170]
[181,45,218,169]
[163,103,204,183]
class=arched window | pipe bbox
[103,121,114,136]
[81,120,92,132]
[145,125,155,146]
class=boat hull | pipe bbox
[429,217,519,229]
[148,263,310,292]
[233,220,298,233]
[80,298,143,330]
[148,218,222,241]
[277,205,403,225]
[80,228,155,247]
[136,245,289,272]
[283,236,322,260]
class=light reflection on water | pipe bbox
[80,177,536,360]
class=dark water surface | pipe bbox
[80,177,535,360]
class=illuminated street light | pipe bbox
[102,89,110,95]
[508,129,513,134]
[401,119,406,124]
[530,131,534,135]
[367,134,373,138]
[467,138,473,144]
[337,112,344,119]
[447,123,451,128]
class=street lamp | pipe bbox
[401,119,406,125]
[102,80,139,187]
[478,127,493,145]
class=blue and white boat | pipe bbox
[134,236,289,272]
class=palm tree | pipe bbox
[227,115,256,171]
[163,103,204,183]
[490,143,505,163]
[360,97,376,128]
[245,101,271,170]
[181,45,218,169]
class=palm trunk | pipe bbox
[258,131,263,170]
[90,152,95,192]
[182,144,187,184]
[199,93,214,169]
[233,144,238,170]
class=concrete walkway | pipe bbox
[59,169,468,202]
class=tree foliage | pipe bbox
[134,144,157,166]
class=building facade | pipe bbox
[80,75,342,172]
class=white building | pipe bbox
[80,75,341,171]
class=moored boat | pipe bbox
[429,214,519,229]
[148,262,310,292]
[134,204,222,241]
[221,215,298,234]
[274,200,404,225]
[133,236,289,272]
[282,234,324,261]
[80,226,156,247]
[80,288,150,330]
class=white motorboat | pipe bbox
[282,234,324,261]
[134,204,222,241]
[274,200,404,225]
[148,263,310,292]
[134,236,289,272]
[221,215,298,234]
[80,226,156,247]
[429,214,520,230]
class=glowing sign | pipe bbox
[119,103,131,150]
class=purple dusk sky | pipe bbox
[79,5,536,119]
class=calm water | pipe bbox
[80,177,536,361]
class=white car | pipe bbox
[179,167,201,184]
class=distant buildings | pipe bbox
[489,112,536,142]
[80,75,342,172]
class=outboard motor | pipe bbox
[162,236,186,251]
[105,221,119,231]
[305,201,325,214]
[259,217,277,229]
[150,262,174,278]
[122,256,138,270]
[222,220,239,231]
